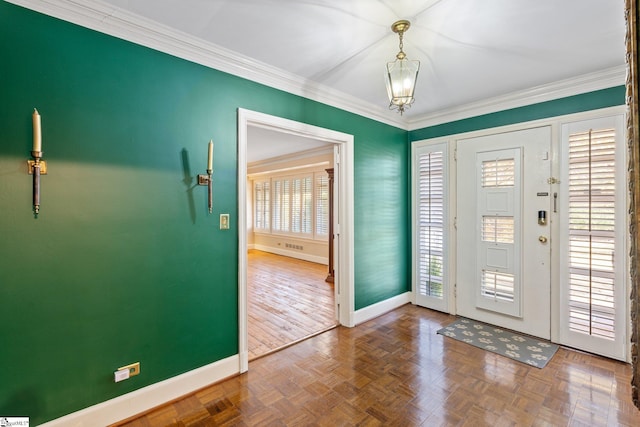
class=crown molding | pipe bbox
[406,66,627,131]
[6,1,626,132]
[6,0,406,129]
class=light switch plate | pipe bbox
[114,369,129,382]
[220,214,229,230]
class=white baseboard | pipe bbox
[253,244,328,265]
[39,355,240,427]
[353,292,412,325]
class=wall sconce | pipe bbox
[27,108,47,215]
[197,140,214,213]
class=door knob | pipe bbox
[539,235,548,243]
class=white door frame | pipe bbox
[237,108,355,373]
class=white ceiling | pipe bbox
[13,0,627,160]
[247,126,332,164]
[91,0,626,125]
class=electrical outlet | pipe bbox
[220,214,229,230]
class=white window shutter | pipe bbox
[567,128,616,340]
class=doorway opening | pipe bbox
[245,124,337,360]
[237,109,355,372]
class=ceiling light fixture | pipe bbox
[385,20,420,115]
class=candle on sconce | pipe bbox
[32,108,42,153]
[197,140,214,214]
[207,140,214,172]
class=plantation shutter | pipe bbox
[567,128,616,340]
[254,180,270,231]
[290,176,312,234]
[302,176,312,234]
[270,174,317,236]
[272,178,291,232]
[272,179,281,231]
[417,150,445,298]
[413,141,449,312]
[292,178,301,232]
[281,179,290,232]
[315,173,329,238]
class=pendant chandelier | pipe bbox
[385,20,420,115]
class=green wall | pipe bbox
[0,3,408,424]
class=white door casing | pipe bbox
[237,109,355,373]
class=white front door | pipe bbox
[457,127,552,339]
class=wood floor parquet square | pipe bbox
[114,304,640,427]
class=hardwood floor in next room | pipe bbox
[247,249,337,360]
[115,304,640,426]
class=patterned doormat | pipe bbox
[437,318,559,368]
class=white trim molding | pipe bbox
[253,244,329,265]
[39,355,240,427]
[353,292,412,326]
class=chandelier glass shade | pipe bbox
[385,20,420,115]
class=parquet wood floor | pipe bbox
[115,304,640,426]
[247,250,337,360]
